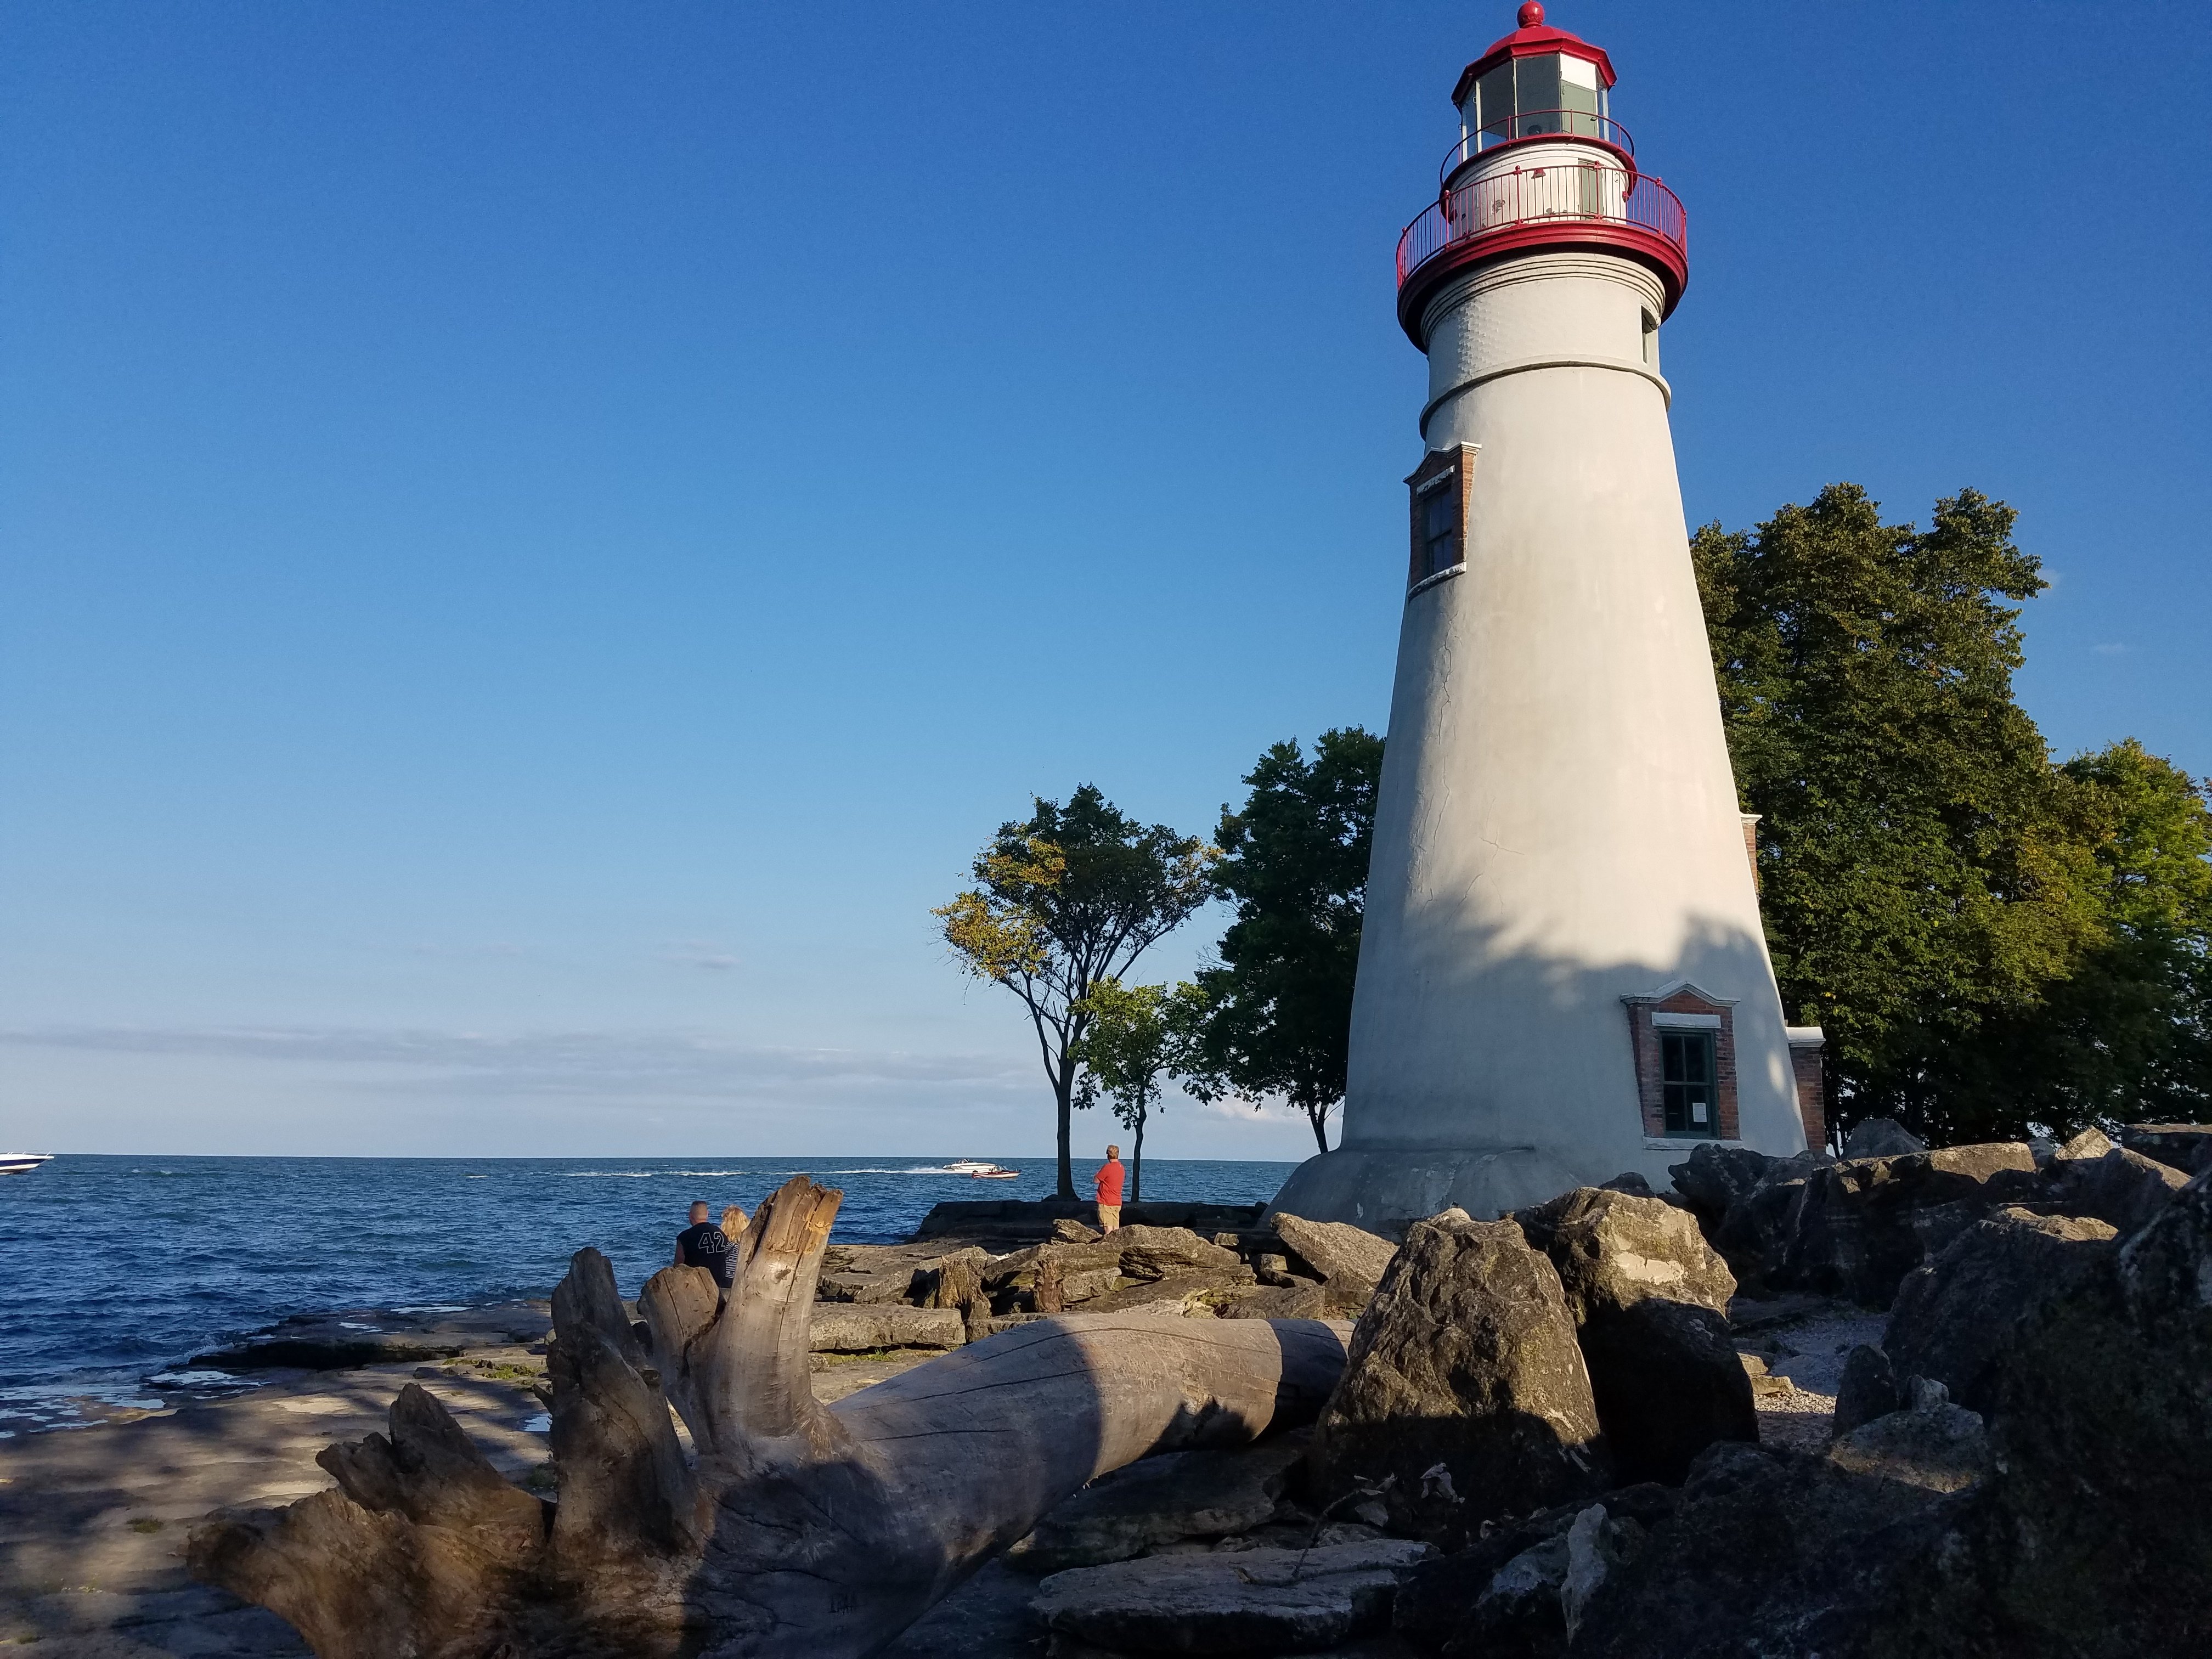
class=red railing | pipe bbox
[1396,162,1687,288]
[1440,111,1635,183]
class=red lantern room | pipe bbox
[1450,1,1622,167]
[1396,4,1688,347]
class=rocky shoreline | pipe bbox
[8,1121,2210,1656]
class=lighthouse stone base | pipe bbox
[1266,1144,1598,1235]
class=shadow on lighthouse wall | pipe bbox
[1272,910,1804,1230]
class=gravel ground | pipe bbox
[1731,1294,1890,1457]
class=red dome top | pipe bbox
[1451,3,1616,105]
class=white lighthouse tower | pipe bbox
[1273,4,1820,1229]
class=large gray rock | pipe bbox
[1075,1268,1255,1317]
[1031,1539,1431,1655]
[1515,1188,1736,1319]
[806,1302,966,1353]
[1391,1483,1677,1652]
[1466,1532,1572,1654]
[1575,1299,1757,1487]
[2053,1125,2114,1163]
[1971,1166,2212,1652]
[1013,1241,1129,1312]
[817,1242,948,1306]
[2047,1146,2190,1237]
[2120,1122,2212,1177]
[1561,1501,1644,1643]
[1706,1152,1830,1288]
[1113,1225,1246,1282]
[1309,1210,1610,1538]
[1883,1206,2117,1413]
[1665,1143,1787,1218]
[1218,1281,1331,1321]
[1040,1261,1126,1310]
[1005,1439,1308,1574]
[1827,1383,1992,1495]
[1831,1344,1899,1436]
[1842,1117,1927,1158]
[1515,1188,1752,1485]
[1784,1142,2041,1306]
[1273,1214,1400,1300]
[1561,1442,1979,1658]
[1551,1170,2212,1657]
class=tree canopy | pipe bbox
[1183,727,1384,1152]
[1694,483,2212,1143]
[1070,978,1200,1203]
[935,786,1212,1198]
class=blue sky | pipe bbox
[3,2,2207,1159]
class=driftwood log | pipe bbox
[189,1176,1349,1658]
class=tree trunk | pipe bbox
[189,1176,1347,1659]
[1054,1048,1077,1198]
[1308,1102,1331,1154]
[1131,1109,1146,1203]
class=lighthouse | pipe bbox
[1272,5,1822,1229]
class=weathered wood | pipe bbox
[189,1175,1347,1659]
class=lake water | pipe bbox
[0,1153,1296,1437]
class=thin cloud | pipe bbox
[660,941,740,970]
[0,1024,1034,1104]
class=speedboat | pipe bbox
[0,1154,54,1176]
[944,1159,1022,1180]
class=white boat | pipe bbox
[943,1159,1022,1180]
[0,1154,54,1176]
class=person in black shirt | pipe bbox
[674,1201,735,1290]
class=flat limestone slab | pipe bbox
[810,1302,966,1353]
[190,1301,552,1371]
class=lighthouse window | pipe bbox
[1641,309,1659,368]
[1660,1029,1718,1136]
[1419,478,1462,581]
[1474,62,1513,143]
[1558,54,1601,131]
[1516,55,1562,136]
[1472,53,1609,149]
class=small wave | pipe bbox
[820,1166,1034,1177]
[558,1169,758,1179]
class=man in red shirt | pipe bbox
[1094,1145,1126,1234]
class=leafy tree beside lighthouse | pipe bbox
[935,787,1211,1199]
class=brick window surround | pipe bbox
[1405,443,1478,592]
[1786,1026,1827,1150]
[1623,981,1739,1141]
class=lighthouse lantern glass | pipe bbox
[1465,52,1607,148]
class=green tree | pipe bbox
[1921,742,2212,1138]
[1183,728,1384,1152]
[1693,483,2212,1142]
[1070,979,1206,1203]
[935,787,1213,1198]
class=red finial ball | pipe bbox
[1518,2,1544,26]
